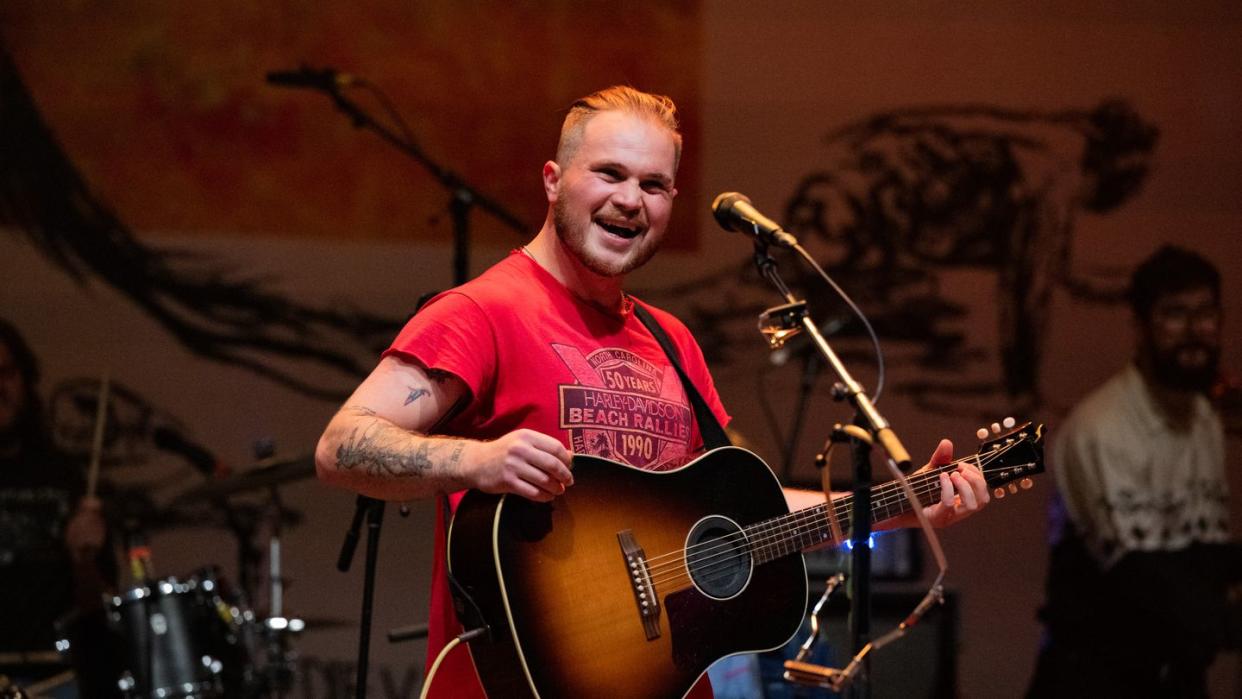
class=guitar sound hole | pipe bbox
[685,515,752,600]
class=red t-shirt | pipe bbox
[385,251,729,699]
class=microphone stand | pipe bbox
[337,495,384,699]
[311,78,528,285]
[751,240,911,698]
[846,414,872,699]
[287,73,527,698]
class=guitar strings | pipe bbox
[644,470,964,591]
[674,466,1027,591]
[652,458,1039,594]
[647,451,1022,588]
[663,443,1019,574]
[643,448,1012,587]
[641,453,989,582]
[642,464,967,589]
[642,445,1030,590]
[642,448,1001,575]
[644,459,1036,593]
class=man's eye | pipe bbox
[598,169,622,181]
[642,181,668,193]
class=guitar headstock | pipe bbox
[973,418,1045,499]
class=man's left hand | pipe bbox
[885,439,990,529]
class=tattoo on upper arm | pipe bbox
[404,387,431,406]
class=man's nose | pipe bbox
[611,180,642,213]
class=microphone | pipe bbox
[711,192,799,248]
[152,426,219,477]
[265,65,355,91]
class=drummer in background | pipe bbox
[0,318,119,698]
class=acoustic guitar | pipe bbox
[448,422,1043,698]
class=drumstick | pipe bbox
[86,372,110,498]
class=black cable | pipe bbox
[353,79,417,146]
[790,242,887,402]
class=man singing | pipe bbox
[316,86,990,698]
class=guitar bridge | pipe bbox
[617,529,661,641]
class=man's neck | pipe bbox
[525,223,627,314]
[1135,357,1198,428]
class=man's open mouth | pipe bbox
[595,219,644,239]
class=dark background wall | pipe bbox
[2,2,1240,696]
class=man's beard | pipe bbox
[552,198,661,278]
[1151,342,1220,392]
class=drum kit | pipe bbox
[13,454,335,699]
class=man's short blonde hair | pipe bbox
[556,85,682,170]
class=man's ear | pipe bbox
[542,161,561,202]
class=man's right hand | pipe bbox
[317,355,577,503]
[464,429,574,502]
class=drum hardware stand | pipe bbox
[256,483,300,699]
[225,505,263,615]
[215,438,305,699]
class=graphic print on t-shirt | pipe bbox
[553,344,694,470]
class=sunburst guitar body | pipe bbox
[448,423,1043,698]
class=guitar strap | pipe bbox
[632,302,732,451]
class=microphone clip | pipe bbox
[757,300,808,350]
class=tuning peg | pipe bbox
[1008,483,1019,494]
[993,488,1005,499]
[991,422,1002,435]
[1002,417,1016,429]
[976,427,989,440]
[1020,478,1033,490]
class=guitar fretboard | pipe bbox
[742,463,966,565]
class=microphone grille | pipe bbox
[711,191,751,232]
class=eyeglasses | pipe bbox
[1152,304,1221,331]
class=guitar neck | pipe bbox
[744,463,961,565]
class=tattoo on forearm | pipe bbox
[404,387,430,406]
[335,422,463,479]
[446,440,466,471]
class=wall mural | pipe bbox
[659,101,1158,412]
[4,16,1157,413]
[0,0,703,402]
[0,44,401,400]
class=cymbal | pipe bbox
[170,456,315,505]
